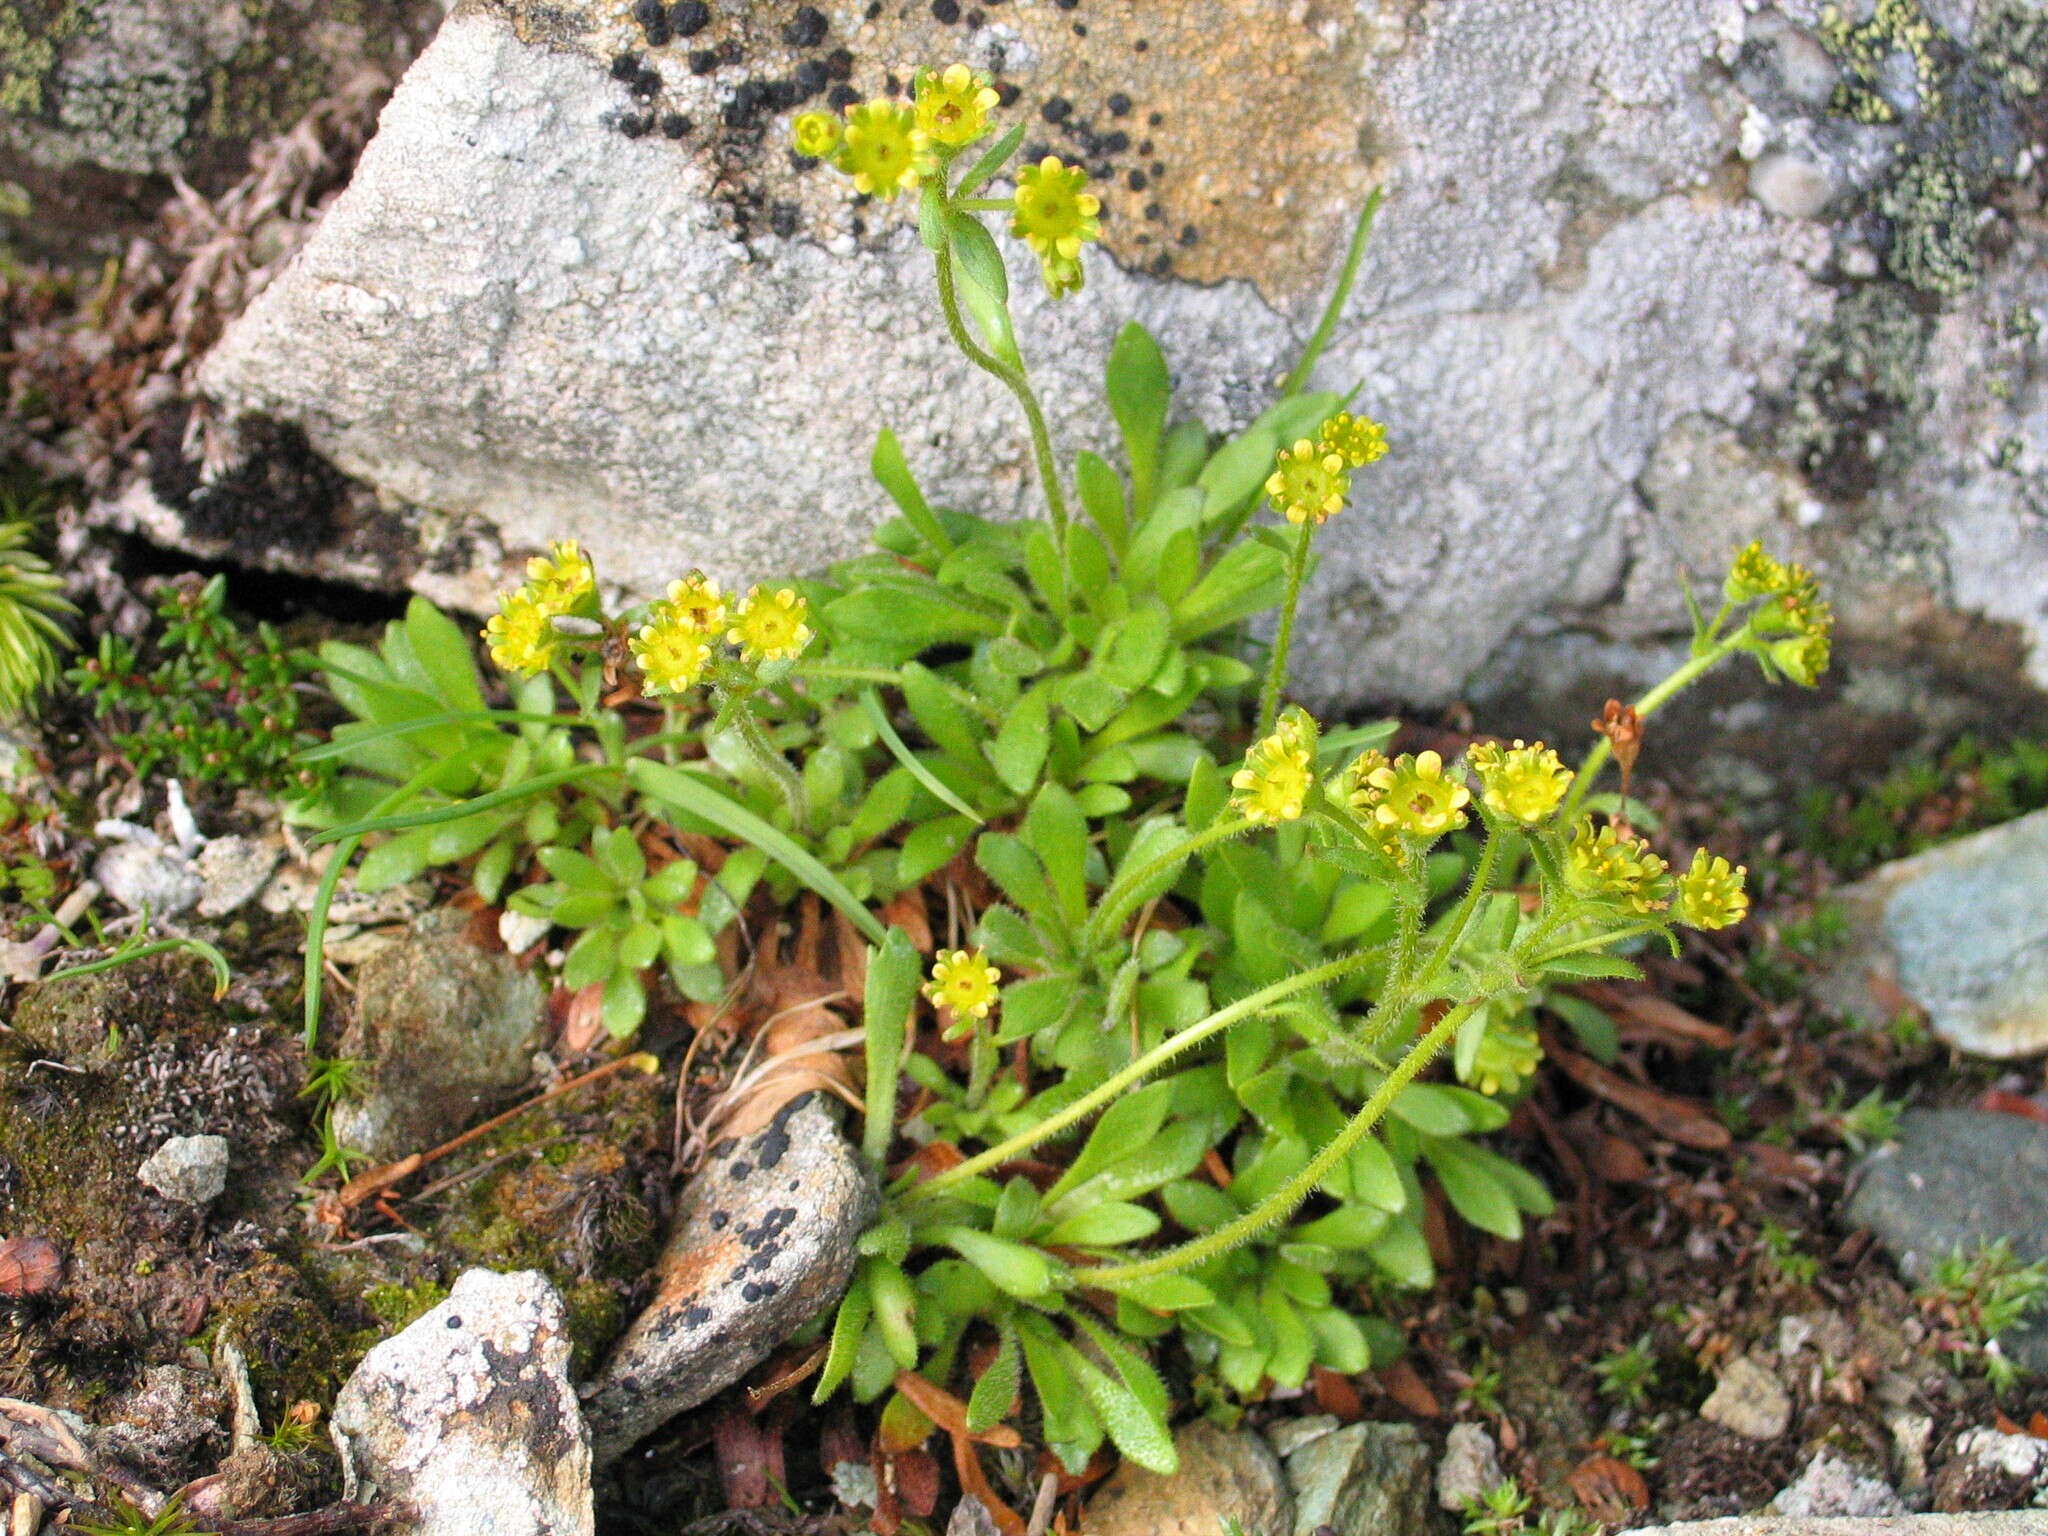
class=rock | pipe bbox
[332,1268,591,1536]
[1934,1427,2048,1510]
[1437,1422,1506,1511]
[1948,1428,2048,1486]
[1845,1109,2048,1372]
[137,1133,231,1205]
[95,1364,229,1484]
[1086,1420,1293,1536]
[945,1496,1002,1536]
[1623,1516,2048,1534]
[195,835,284,918]
[1772,1451,1907,1520]
[581,1096,874,1464]
[94,836,203,918]
[1751,154,1836,220]
[1811,811,2048,1058]
[1698,1355,1794,1442]
[182,0,2048,766]
[0,0,441,261]
[1281,1421,1434,1536]
[329,910,547,1161]
[1267,1415,1341,1460]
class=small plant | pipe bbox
[1463,1480,1533,1536]
[1827,1085,1905,1153]
[1592,1336,1662,1408]
[1803,733,2048,875]
[71,573,318,795]
[75,1497,197,1536]
[1758,1217,1821,1286]
[1917,1238,2048,1392]
[0,504,75,718]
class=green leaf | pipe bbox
[1174,540,1289,641]
[868,1257,921,1369]
[1039,1201,1160,1247]
[822,586,1003,656]
[1423,1138,1523,1240]
[1058,673,1126,734]
[975,832,1060,935]
[1075,451,1129,556]
[1106,322,1170,517]
[1020,783,1090,929]
[871,430,952,557]
[813,1268,872,1403]
[986,685,1051,794]
[946,211,1009,305]
[990,973,1074,1045]
[601,972,646,1036]
[897,814,976,886]
[965,1323,1022,1433]
[1539,952,1644,981]
[958,120,1028,197]
[862,927,920,1168]
[1050,1120,1212,1212]
[899,662,987,768]
[992,1175,1043,1241]
[1306,1308,1371,1373]
[626,759,885,944]
[917,181,946,251]
[1197,426,1277,523]
[1059,1336,1177,1474]
[400,597,487,713]
[563,926,616,992]
[1098,1272,1215,1312]
[861,690,984,826]
[1545,992,1619,1063]
[1016,1315,1102,1473]
[928,1226,1057,1298]
[1044,1079,1173,1203]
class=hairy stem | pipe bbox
[730,696,809,831]
[1558,627,1749,827]
[1256,516,1315,737]
[1080,816,1252,954]
[1085,996,1478,1285]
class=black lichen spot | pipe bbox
[446,1315,463,1329]
[670,0,710,36]
[1147,110,1163,126]
[1143,200,1161,219]
[728,1160,753,1181]
[770,202,799,237]
[681,1303,712,1327]
[1150,251,1173,275]
[718,39,744,64]
[995,80,1020,106]
[740,1281,763,1302]
[1022,140,1052,163]
[709,1211,729,1230]
[1127,169,1147,191]
[619,112,654,138]
[784,5,829,47]
[1041,95,1071,123]
[610,51,643,81]
[1134,37,1148,52]
[628,65,664,99]
[825,47,854,81]
[1179,224,1199,246]
[661,113,693,139]
[753,1280,780,1298]
[865,1,881,17]
[1053,0,1077,9]
[151,410,353,559]
[1107,92,1132,116]
[689,48,720,75]
[793,60,828,99]
[827,83,860,110]
[932,0,960,21]
[1102,129,1129,154]
[1072,22,1087,35]
[966,9,985,26]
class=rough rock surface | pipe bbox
[1845,1109,2048,1371]
[1280,1420,1434,1536]
[332,1268,591,1536]
[1622,1518,2048,1535]
[1772,1450,1907,1519]
[189,0,2048,755]
[1812,810,2048,1058]
[0,0,442,259]
[1086,1420,1294,1536]
[581,1096,873,1465]
[330,908,547,1161]
[1699,1354,1795,1442]
[1436,1422,1506,1511]
[137,1133,231,1205]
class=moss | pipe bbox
[1879,152,1985,295]
[361,1278,450,1331]
[1770,285,1933,496]
[1818,0,1947,123]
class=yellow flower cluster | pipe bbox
[629,575,813,697]
[915,64,999,149]
[926,946,1001,1034]
[483,540,598,677]
[1230,714,1315,826]
[1729,543,1833,687]
[1564,820,1670,915]
[1465,1016,1543,1098]
[1673,849,1749,930]
[1467,739,1573,827]
[1362,750,1471,839]
[1265,410,1388,526]
[1012,155,1101,299]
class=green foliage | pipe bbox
[1758,1217,1821,1286]
[287,74,1831,1477]
[1462,1481,1533,1536]
[70,573,310,793]
[0,503,74,718]
[74,1497,198,1536]
[1802,733,2048,876]
[1591,1335,1661,1408]
[1917,1238,2048,1393]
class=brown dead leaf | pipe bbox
[561,983,608,1055]
[1546,1043,1731,1150]
[1977,1090,2048,1128]
[882,888,933,952]
[893,1371,1022,1447]
[951,1434,1028,1536]
[1311,1367,1365,1422]
[0,1237,60,1297]
[1568,1454,1649,1521]
[713,962,860,1142]
[1580,983,1735,1051]
[1373,1358,1441,1418]
[746,1344,827,1411]
[894,1446,941,1518]
[1587,1132,1652,1184]
[714,1404,782,1508]
[2028,1411,2048,1441]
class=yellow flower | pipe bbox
[524,540,596,612]
[730,586,813,663]
[1462,1016,1543,1098]
[660,571,728,636]
[837,100,931,198]
[1770,625,1832,687]
[1011,156,1101,261]
[482,589,555,677]
[1673,848,1749,930]
[1230,717,1315,826]
[1724,540,1794,603]
[914,64,999,149]
[1265,439,1349,525]
[1564,820,1671,915]
[926,947,1001,1030]
[631,616,713,696]
[792,111,843,159]
[1366,750,1471,839]
[1038,250,1085,300]
[1467,739,1573,827]
[1337,750,1409,864]
[1320,412,1388,469]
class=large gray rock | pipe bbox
[333,1268,591,1536]
[1086,1420,1294,1536]
[1280,1420,1434,1536]
[1812,810,2048,1058]
[581,1096,874,1465]
[1844,1109,2048,1372]
[185,0,2048,751]
[331,908,547,1161]
[1624,1519,2048,1535]
[1772,1451,1907,1520]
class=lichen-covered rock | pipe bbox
[1436,1422,1506,1512]
[0,0,441,260]
[330,908,547,1161]
[1699,1355,1794,1442]
[332,1268,592,1536]
[1812,809,2048,1058]
[1771,1450,1906,1520]
[581,1096,873,1465]
[1280,1421,1434,1536]
[153,0,2048,780]
[1086,1420,1293,1536]
[137,1132,231,1205]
